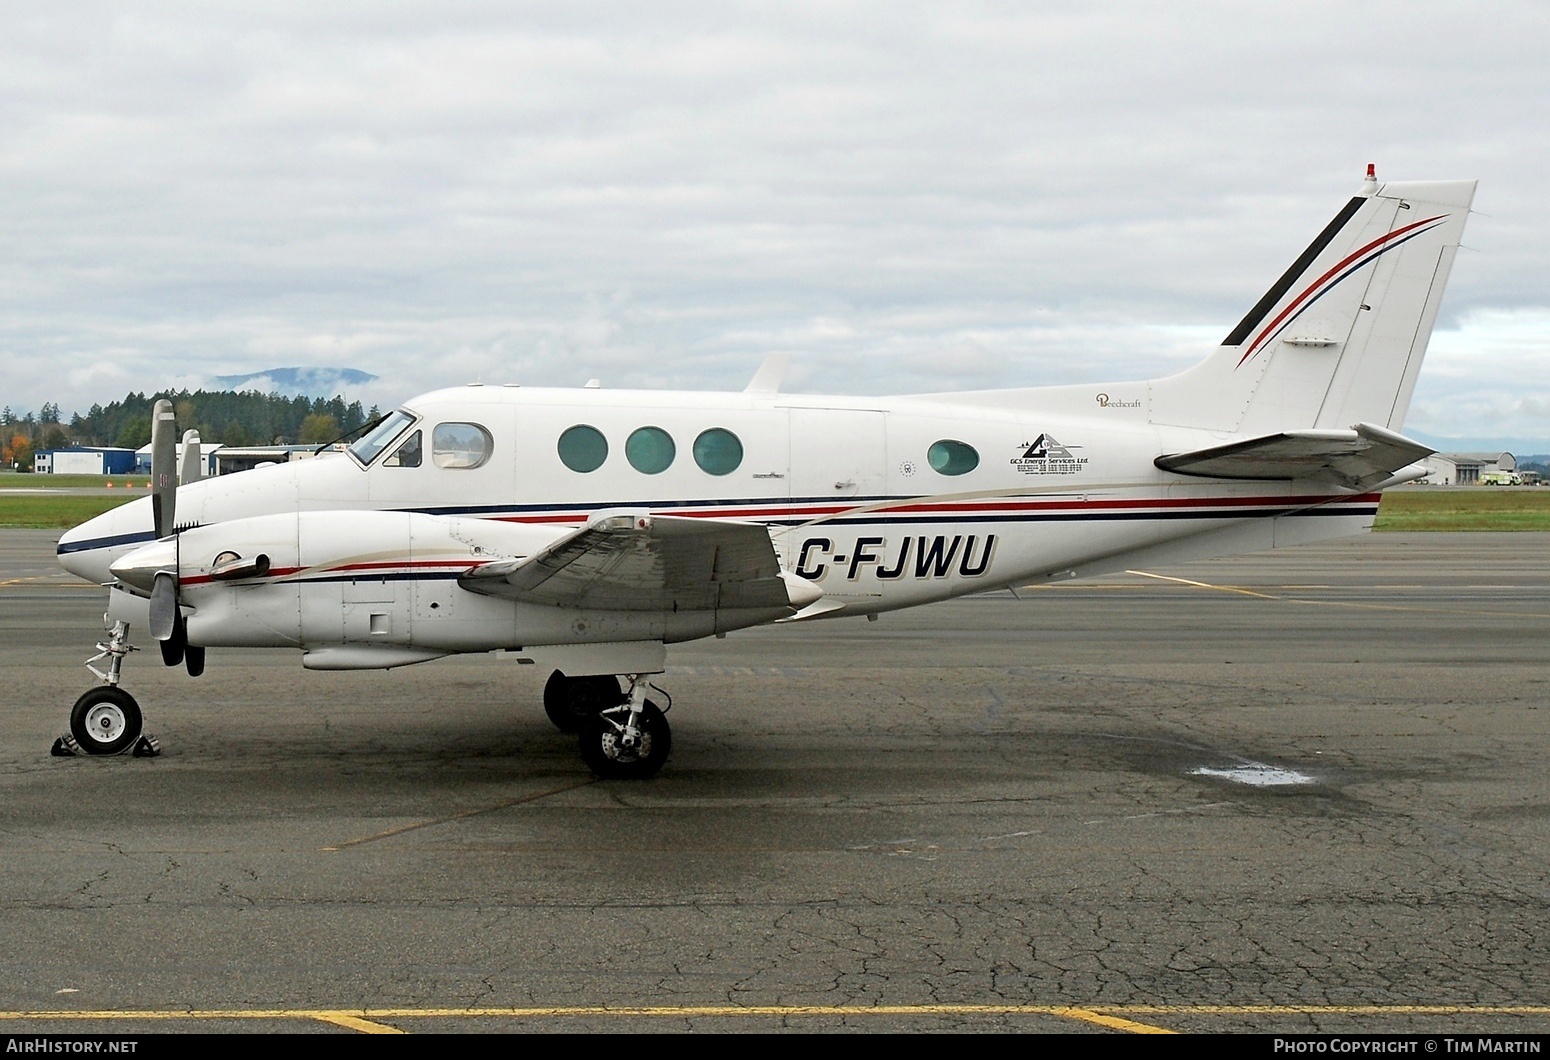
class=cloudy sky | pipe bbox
[3,2,1548,442]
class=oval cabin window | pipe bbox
[626,426,676,475]
[557,425,608,473]
[432,423,493,469]
[927,439,978,476]
[693,428,743,476]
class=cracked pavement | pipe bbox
[1,530,1548,1032]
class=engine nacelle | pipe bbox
[110,510,755,668]
[108,511,554,654]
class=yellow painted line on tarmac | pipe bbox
[320,778,598,851]
[0,576,95,588]
[1126,570,1278,599]
[1123,569,1550,619]
[311,1013,405,1033]
[0,1004,1162,1030]
[1052,1007,1175,1033]
[6,1002,1550,1032]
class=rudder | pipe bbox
[1149,173,1475,435]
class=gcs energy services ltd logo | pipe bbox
[1011,434,1088,476]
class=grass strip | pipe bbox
[0,495,138,528]
[0,474,149,490]
[1373,488,1550,531]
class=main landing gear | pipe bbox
[52,620,160,758]
[547,670,671,780]
[543,671,625,732]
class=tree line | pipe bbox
[2,390,378,472]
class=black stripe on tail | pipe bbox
[1221,196,1366,347]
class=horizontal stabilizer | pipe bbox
[459,510,820,613]
[1155,422,1434,490]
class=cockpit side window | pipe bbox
[432,423,493,469]
[383,430,422,468]
[347,410,416,466]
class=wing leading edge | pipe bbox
[1155,422,1434,491]
[459,510,823,613]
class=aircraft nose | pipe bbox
[57,524,111,583]
[56,493,158,585]
[57,509,137,585]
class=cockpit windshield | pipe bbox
[347,410,417,466]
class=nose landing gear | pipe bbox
[52,619,159,758]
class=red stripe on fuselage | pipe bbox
[485,492,1380,525]
[174,493,1379,587]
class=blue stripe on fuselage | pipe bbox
[53,500,1377,557]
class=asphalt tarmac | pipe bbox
[2,529,1549,1034]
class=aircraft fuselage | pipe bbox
[58,382,1377,667]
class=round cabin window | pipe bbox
[693,428,743,476]
[557,425,608,473]
[626,426,676,475]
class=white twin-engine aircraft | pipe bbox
[56,170,1475,777]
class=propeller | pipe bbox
[146,399,202,675]
[150,399,176,539]
[179,428,203,485]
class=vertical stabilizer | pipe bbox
[1149,175,1475,435]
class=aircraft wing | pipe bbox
[1155,422,1434,490]
[459,510,811,612]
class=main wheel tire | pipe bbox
[543,671,624,733]
[579,700,670,780]
[69,687,143,756]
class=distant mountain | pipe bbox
[1406,430,1550,457]
[210,367,378,396]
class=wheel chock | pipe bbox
[131,734,161,758]
[50,735,81,757]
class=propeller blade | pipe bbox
[157,605,186,667]
[150,399,177,539]
[184,644,205,677]
[149,571,179,641]
[179,428,203,485]
[159,629,185,668]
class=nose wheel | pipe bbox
[68,686,143,756]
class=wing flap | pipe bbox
[1156,422,1434,490]
[459,510,813,612]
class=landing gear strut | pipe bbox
[578,673,671,780]
[55,619,158,758]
